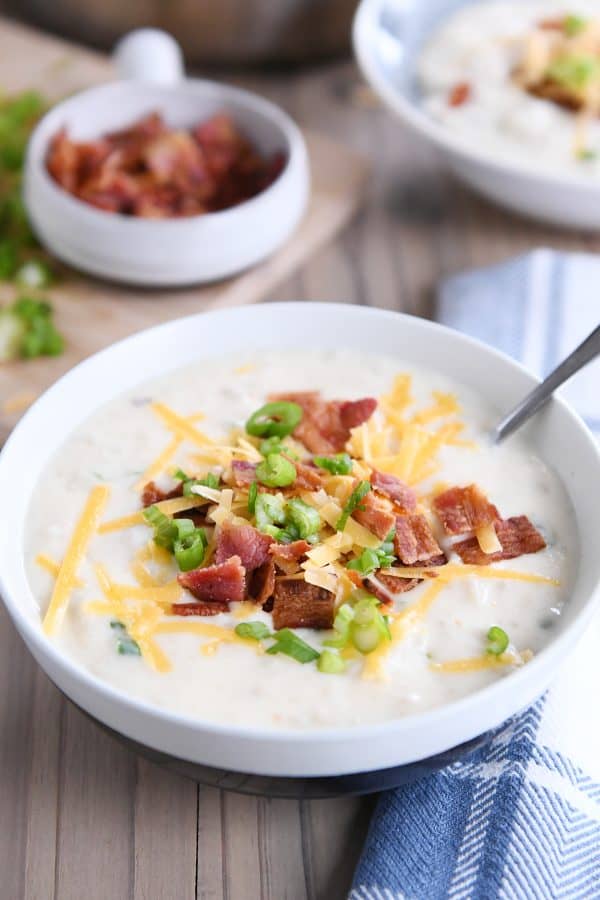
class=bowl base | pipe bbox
[76,701,493,798]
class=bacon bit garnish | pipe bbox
[46,112,285,218]
[214,522,272,572]
[247,559,276,607]
[394,514,445,566]
[141,480,183,507]
[367,572,420,604]
[453,516,546,565]
[178,555,245,603]
[269,540,311,574]
[271,580,335,630]
[271,391,377,454]
[434,484,499,536]
[171,600,230,616]
[231,460,257,487]
[352,491,396,540]
[448,82,471,107]
[289,457,324,491]
[370,470,417,512]
[538,17,565,31]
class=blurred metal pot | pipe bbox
[11,0,358,65]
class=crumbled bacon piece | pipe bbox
[434,485,499,536]
[141,480,183,507]
[448,82,471,107]
[271,391,377,454]
[394,514,445,566]
[231,460,257,487]
[214,522,272,572]
[46,112,284,218]
[352,491,396,540]
[247,559,276,607]
[178,555,245,603]
[289,457,324,491]
[370,470,417,512]
[269,540,311,574]
[171,600,230,616]
[271,580,335,630]
[453,516,546,565]
[366,572,420,604]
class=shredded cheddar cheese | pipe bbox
[35,553,83,588]
[43,485,110,635]
[99,495,208,534]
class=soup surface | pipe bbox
[26,349,576,729]
[419,2,600,174]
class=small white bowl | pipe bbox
[353,0,600,230]
[0,303,599,778]
[24,30,309,286]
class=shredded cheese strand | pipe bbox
[152,402,215,448]
[99,495,208,534]
[43,485,110,635]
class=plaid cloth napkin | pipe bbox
[350,250,600,900]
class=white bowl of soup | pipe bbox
[353,0,600,229]
[0,303,599,777]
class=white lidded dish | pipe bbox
[0,303,599,778]
[24,30,310,286]
[353,0,600,230]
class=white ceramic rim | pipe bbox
[353,0,600,192]
[1,303,599,775]
[26,78,303,231]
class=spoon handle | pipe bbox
[493,324,600,444]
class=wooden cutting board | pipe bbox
[0,19,368,440]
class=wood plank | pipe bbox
[133,759,197,900]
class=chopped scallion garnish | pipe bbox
[255,492,287,539]
[564,14,587,37]
[486,626,509,656]
[248,480,258,515]
[174,468,220,496]
[245,401,303,439]
[256,452,297,488]
[235,621,272,641]
[285,497,321,540]
[317,649,346,674]
[0,295,64,361]
[174,529,207,571]
[266,628,321,663]
[336,480,371,531]
[313,452,353,475]
[110,621,141,656]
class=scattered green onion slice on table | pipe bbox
[336,480,371,531]
[313,452,353,475]
[245,401,303,438]
[486,625,509,656]
[256,452,297,488]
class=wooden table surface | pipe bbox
[3,52,600,900]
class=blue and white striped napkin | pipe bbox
[350,250,600,899]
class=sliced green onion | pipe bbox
[350,621,383,654]
[266,628,321,663]
[349,595,391,654]
[235,621,272,641]
[324,603,355,649]
[317,649,346,674]
[347,534,396,576]
[285,497,321,540]
[256,453,297,488]
[578,148,598,161]
[110,621,141,656]
[143,505,194,550]
[258,436,298,458]
[255,492,287,538]
[313,452,353,475]
[248,480,258,515]
[14,259,53,289]
[564,14,587,36]
[486,626,509,656]
[174,468,220,496]
[336,481,371,531]
[0,295,64,360]
[547,54,600,91]
[246,401,303,438]
[174,529,207,571]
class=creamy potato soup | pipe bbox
[26,350,575,730]
[419,2,600,173]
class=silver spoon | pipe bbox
[493,324,600,444]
